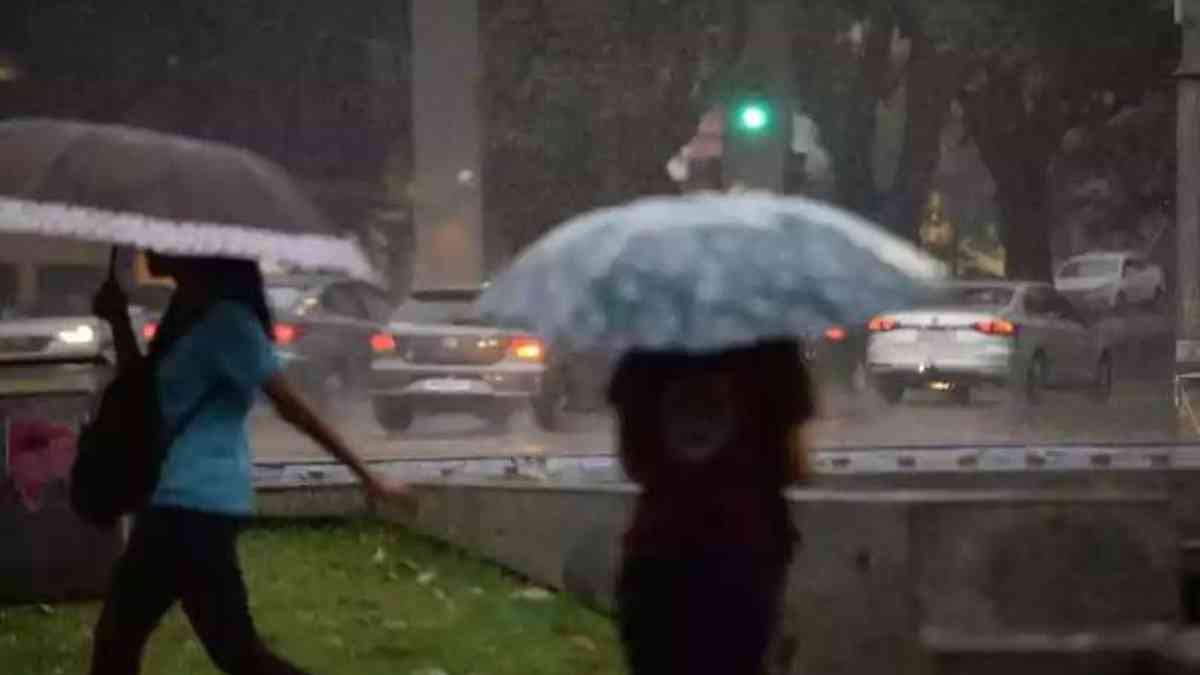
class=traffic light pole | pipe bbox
[722,0,795,193]
[410,0,485,289]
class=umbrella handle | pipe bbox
[107,247,119,283]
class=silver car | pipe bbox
[865,281,1112,405]
[0,312,113,399]
[368,288,547,432]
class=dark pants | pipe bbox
[617,552,790,675]
[89,507,312,675]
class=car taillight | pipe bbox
[509,336,545,362]
[371,332,397,353]
[868,316,897,332]
[273,323,301,345]
[823,326,848,342]
[974,319,1017,336]
[141,322,158,341]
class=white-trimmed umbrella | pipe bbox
[479,193,946,354]
[0,118,373,279]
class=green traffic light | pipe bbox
[734,100,772,133]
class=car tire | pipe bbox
[1024,353,1046,405]
[315,364,353,417]
[1114,291,1127,314]
[373,397,414,433]
[874,378,904,405]
[951,386,971,406]
[482,405,513,432]
[1089,353,1113,404]
[1152,287,1166,311]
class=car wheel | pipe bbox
[1089,353,1113,404]
[951,385,971,406]
[316,365,353,416]
[1114,291,1127,313]
[373,397,414,433]
[1152,287,1166,311]
[482,404,513,432]
[1024,353,1046,405]
[874,378,903,405]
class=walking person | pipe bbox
[609,338,814,675]
[88,253,411,675]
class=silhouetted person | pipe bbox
[609,338,814,675]
[88,253,410,675]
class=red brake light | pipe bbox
[823,326,848,342]
[974,319,1017,336]
[141,322,158,341]
[273,323,300,345]
[868,316,897,332]
[509,336,545,362]
[371,332,397,353]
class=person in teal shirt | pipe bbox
[88,253,411,675]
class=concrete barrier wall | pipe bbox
[279,482,1179,674]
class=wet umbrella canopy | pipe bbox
[0,118,373,278]
[479,193,946,354]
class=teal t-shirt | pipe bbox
[151,301,280,515]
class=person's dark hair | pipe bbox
[149,256,273,357]
[607,338,815,481]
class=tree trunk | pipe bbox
[960,66,1061,282]
[834,3,894,215]
[880,29,965,243]
[994,169,1054,281]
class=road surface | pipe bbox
[251,377,1177,461]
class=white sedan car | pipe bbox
[1054,251,1165,312]
[865,281,1112,405]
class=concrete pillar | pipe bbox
[410,0,485,289]
[1176,0,1200,437]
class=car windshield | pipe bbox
[392,289,481,325]
[21,265,106,317]
[265,285,312,312]
[936,286,1015,308]
[1058,259,1121,278]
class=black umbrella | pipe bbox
[0,118,372,278]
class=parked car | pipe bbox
[865,281,1113,405]
[1054,250,1165,312]
[0,302,113,399]
[141,274,392,410]
[368,287,549,432]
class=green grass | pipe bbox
[0,521,625,675]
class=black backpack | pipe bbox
[71,353,158,527]
[70,335,210,528]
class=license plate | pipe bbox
[421,379,473,393]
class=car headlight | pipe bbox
[56,324,96,345]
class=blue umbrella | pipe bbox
[479,193,946,354]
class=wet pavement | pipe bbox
[250,377,1177,462]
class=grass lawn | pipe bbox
[0,520,625,675]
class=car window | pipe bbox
[392,298,480,324]
[356,284,395,323]
[32,264,106,317]
[944,286,1014,308]
[1045,291,1083,322]
[265,285,311,312]
[1058,259,1120,278]
[321,284,369,319]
